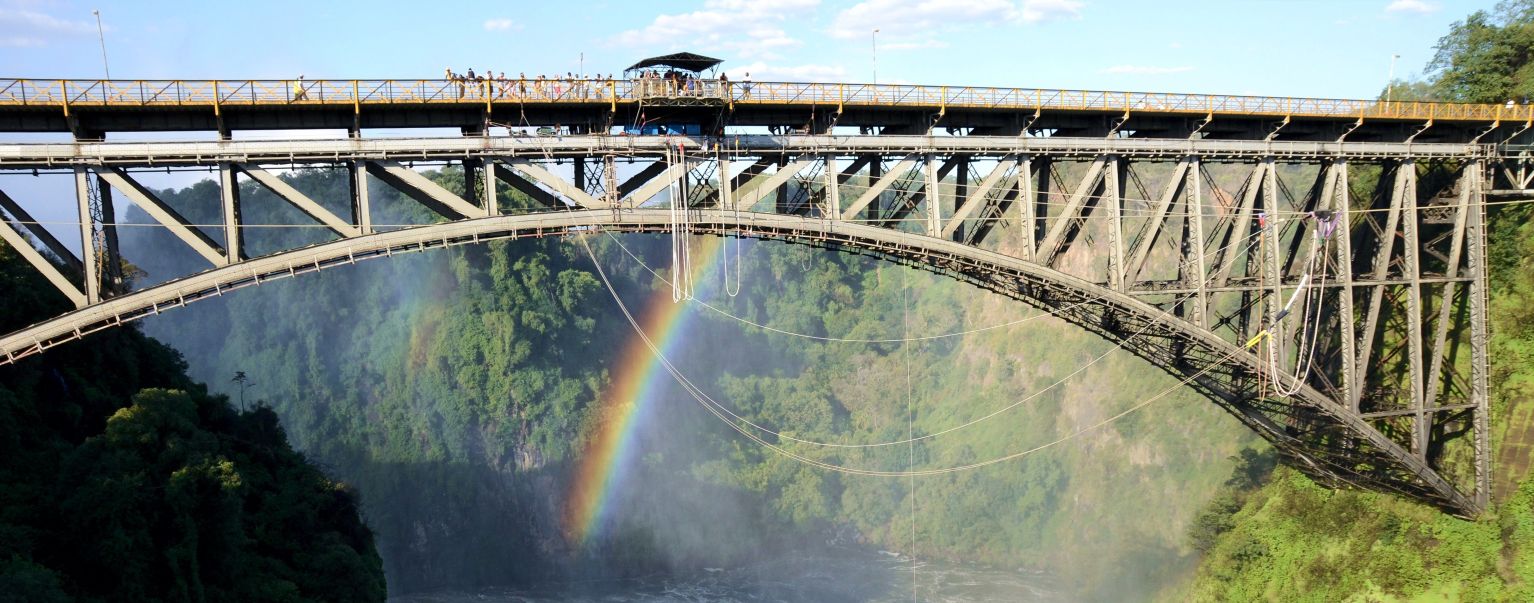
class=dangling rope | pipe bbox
[680,141,695,300]
[583,222,1271,450]
[576,232,1248,477]
[1272,214,1334,396]
[667,141,696,302]
[1248,210,1339,397]
[720,144,744,297]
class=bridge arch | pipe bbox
[0,208,1476,515]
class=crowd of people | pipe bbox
[438,68,748,100]
[443,67,624,100]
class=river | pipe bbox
[390,549,1063,602]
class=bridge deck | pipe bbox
[3,78,1528,142]
[0,135,1489,170]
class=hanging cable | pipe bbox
[578,231,1247,477]
[597,218,1270,345]
[720,146,744,297]
[1270,212,1335,397]
[581,222,1269,450]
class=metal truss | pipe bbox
[0,135,1494,517]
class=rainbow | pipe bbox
[563,234,730,545]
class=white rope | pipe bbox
[598,218,1266,345]
[578,231,1242,477]
[1268,217,1333,397]
[581,223,1268,450]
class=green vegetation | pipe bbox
[1387,0,1534,103]
[98,7,1534,594]
[126,165,1256,598]
[1174,2,1534,599]
[0,242,385,602]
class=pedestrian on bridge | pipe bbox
[293,75,307,101]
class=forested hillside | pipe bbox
[1170,2,1534,599]
[122,160,1260,599]
[0,242,385,601]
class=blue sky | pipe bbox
[0,0,1504,249]
[0,0,1500,98]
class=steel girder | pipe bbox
[0,137,1492,516]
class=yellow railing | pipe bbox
[0,78,1527,123]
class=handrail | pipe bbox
[0,78,1527,123]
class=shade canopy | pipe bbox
[625,52,723,73]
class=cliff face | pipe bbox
[0,241,386,601]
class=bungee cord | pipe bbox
[581,219,1272,451]
[1255,211,1337,398]
[578,231,1252,478]
[601,212,1271,345]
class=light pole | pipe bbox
[872,28,880,85]
[1386,53,1400,103]
[92,9,110,80]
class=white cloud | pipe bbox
[1019,0,1084,23]
[1385,0,1437,14]
[0,35,43,47]
[882,39,949,50]
[723,62,848,82]
[833,0,1011,39]
[1101,65,1194,75]
[609,0,819,60]
[0,8,99,47]
[830,0,1080,49]
[483,18,520,31]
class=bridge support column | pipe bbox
[1107,156,1125,291]
[219,163,242,263]
[483,158,498,216]
[824,154,839,217]
[96,176,122,291]
[1402,160,1429,457]
[1259,156,1284,383]
[464,159,482,210]
[925,154,941,237]
[776,157,792,215]
[1468,160,1491,507]
[1333,160,1359,412]
[1187,157,1208,329]
[717,157,733,211]
[350,161,373,234]
[953,156,969,240]
[869,158,883,221]
[73,167,100,304]
[1022,157,1045,263]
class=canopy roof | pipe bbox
[625,52,723,73]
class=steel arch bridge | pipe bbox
[0,129,1503,517]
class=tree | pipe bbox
[1426,0,1534,103]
